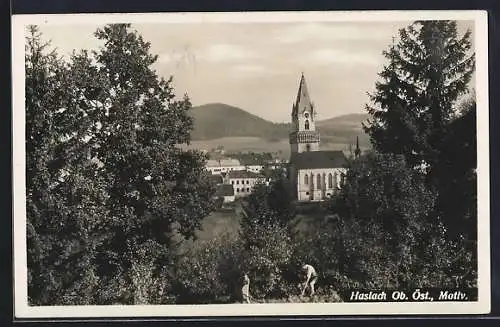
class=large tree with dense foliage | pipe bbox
[328,152,437,288]
[363,20,476,244]
[25,26,110,305]
[239,178,297,298]
[364,20,475,171]
[25,24,217,305]
[326,152,475,289]
[433,98,477,241]
[87,24,217,303]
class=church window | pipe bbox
[246,180,249,184]
[236,180,240,184]
[316,174,321,190]
[333,173,338,188]
[304,174,309,185]
[236,188,240,192]
[328,173,333,188]
[305,120,310,130]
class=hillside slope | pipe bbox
[188,103,370,148]
[316,113,370,128]
[316,113,370,146]
[189,103,290,140]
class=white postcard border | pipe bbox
[12,10,490,318]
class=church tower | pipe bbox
[289,73,320,154]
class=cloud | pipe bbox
[157,45,197,65]
[301,48,381,66]
[230,64,282,78]
[232,64,265,73]
[157,52,183,64]
[274,22,402,44]
[199,43,261,63]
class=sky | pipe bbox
[38,20,474,123]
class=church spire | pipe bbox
[354,136,361,158]
[289,73,320,154]
[292,72,314,118]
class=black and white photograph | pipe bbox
[12,11,490,318]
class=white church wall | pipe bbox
[296,167,346,202]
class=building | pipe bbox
[288,73,348,202]
[206,158,246,175]
[238,156,265,174]
[210,174,224,185]
[215,184,236,203]
[289,151,347,201]
[224,170,266,198]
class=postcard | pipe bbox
[12,10,490,319]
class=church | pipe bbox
[288,73,349,202]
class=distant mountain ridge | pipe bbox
[189,103,370,147]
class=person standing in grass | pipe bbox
[241,272,251,303]
[300,264,318,297]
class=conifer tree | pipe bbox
[364,21,476,243]
[364,20,475,171]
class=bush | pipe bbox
[171,234,242,304]
[239,218,294,299]
[128,240,169,304]
[169,221,302,303]
[95,239,170,305]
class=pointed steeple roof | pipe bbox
[292,72,314,117]
[354,136,361,158]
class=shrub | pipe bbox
[239,218,294,299]
[127,240,169,304]
[95,239,170,305]
[171,234,242,304]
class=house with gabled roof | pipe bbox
[206,158,246,175]
[215,184,236,203]
[223,170,266,198]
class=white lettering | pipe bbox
[438,291,468,301]
[412,288,431,301]
[391,291,408,301]
[350,291,387,301]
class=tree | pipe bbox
[87,24,216,303]
[26,23,218,305]
[239,182,295,298]
[327,152,439,288]
[25,26,109,305]
[172,234,241,304]
[364,20,475,171]
[364,20,477,245]
[433,98,477,241]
